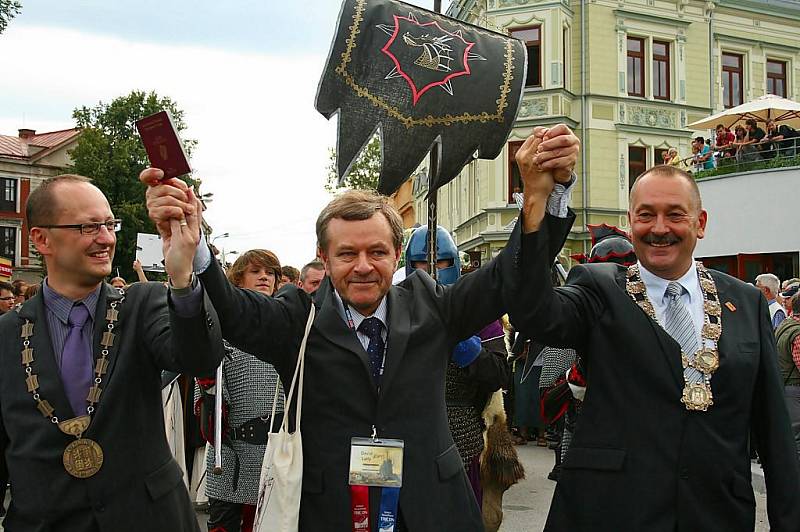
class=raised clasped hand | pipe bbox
[515,124,580,198]
[139,168,201,288]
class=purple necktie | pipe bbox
[61,303,92,417]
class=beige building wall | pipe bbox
[413,0,800,264]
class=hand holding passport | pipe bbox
[136,110,192,179]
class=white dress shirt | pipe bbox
[638,260,708,349]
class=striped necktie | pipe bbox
[663,281,702,383]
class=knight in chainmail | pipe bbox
[194,250,285,532]
[538,346,581,477]
[446,321,510,508]
[402,225,510,509]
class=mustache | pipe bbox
[642,233,680,245]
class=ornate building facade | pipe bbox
[412,0,800,265]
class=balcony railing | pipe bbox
[689,140,800,179]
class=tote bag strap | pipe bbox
[276,304,315,433]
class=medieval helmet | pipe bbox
[571,224,636,266]
[404,225,461,286]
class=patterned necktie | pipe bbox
[61,302,92,416]
[357,317,385,388]
[663,282,701,382]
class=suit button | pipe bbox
[95,502,105,512]
[680,468,689,480]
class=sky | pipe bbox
[0,0,450,269]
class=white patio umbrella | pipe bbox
[687,94,800,130]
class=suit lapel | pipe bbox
[17,293,74,420]
[91,284,125,393]
[614,269,684,390]
[312,279,377,395]
[709,271,738,361]
[379,287,410,397]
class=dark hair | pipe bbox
[281,265,300,282]
[300,260,325,282]
[0,281,13,294]
[630,165,702,213]
[791,294,800,314]
[26,174,92,228]
[24,283,40,300]
[11,279,26,296]
[226,249,282,289]
[316,190,404,252]
[693,136,705,144]
[745,118,758,128]
[715,124,725,130]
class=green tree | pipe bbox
[326,134,381,192]
[68,90,197,281]
[0,0,21,35]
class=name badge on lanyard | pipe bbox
[349,434,404,532]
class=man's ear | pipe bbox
[317,247,329,274]
[29,228,52,257]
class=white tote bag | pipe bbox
[253,305,315,532]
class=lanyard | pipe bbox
[344,305,388,388]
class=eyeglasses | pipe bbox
[0,296,15,301]
[38,219,122,236]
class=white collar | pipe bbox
[332,290,389,330]
[638,260,699,304]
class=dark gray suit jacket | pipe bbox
[0,282,224,532]
[508,216,800,532]
[198,214,574,532]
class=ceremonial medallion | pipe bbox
[626,262,723,412]
[693,348,720,374]
[63,438,104,478]
[681,383,713,411]
[58,415,91,437]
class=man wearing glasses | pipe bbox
[0,282,15,314]
[0,174,224,532]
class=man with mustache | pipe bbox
[141,124,580,532]
[0,174,224,532]
[507,158,800,531]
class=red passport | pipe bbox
[136,111,192,179]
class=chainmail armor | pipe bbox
[446,361,485,465]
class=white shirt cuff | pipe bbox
[545,173,576,218]
[193,234,213,273]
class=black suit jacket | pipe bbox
[0,282,224,532]
[507,217,800,532]
[198,214,574,532]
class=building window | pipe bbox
[0,227,16,263]
[628,146,647,191]
[627,37,645,97]
[722,53,743,108]
[508,141,524,203]
[654,147,670,165]
[767,59,787,97]
[0,178,17,212]
[511,27,541,88]
[653,41,670,100]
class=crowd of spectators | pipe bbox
[665,119,798,174]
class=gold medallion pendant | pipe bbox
[693,348,720,374]
[681,383,713,411]
[63,438,104,478]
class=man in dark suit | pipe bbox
[140,125,580,531]
[0,175,224,531]
[507,140,800,532]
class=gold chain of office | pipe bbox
[19,290,125,478]
[625,262,723,412]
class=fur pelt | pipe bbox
[480,390,525,532]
